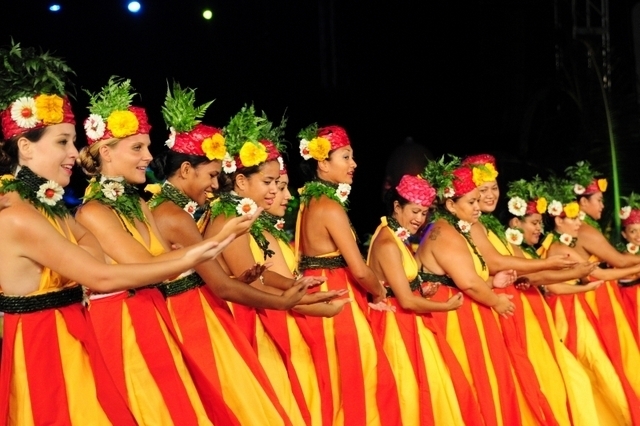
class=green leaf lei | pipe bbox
[582,214,602,233]
[261,211,290,243]
[210,192,275,259]
[299,179,349,210]
[550,230,577,248]
[83,176,146,224]
[479,213,508,245]
[0,166,69,219]
[431,209,487,271]
[148,182,195,211]
[520,242,540,259]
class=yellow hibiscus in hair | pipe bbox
[239,141,268,167]
[35,94,64,124]
[563,201,580,218]
[202,133,226,160]
[597,178,608,192]
[536,197,548,214]
[107,110,139,138]
[308,137,331,161]
[471,163,498,186]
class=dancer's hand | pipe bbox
[237,263,272,284]
[218,208,263,240]
[492,293,515,317]
[184,234,235,265]
[545,253,578,270]
[368,300,396,313]
[492,269,517,289]
[445,293,464,310]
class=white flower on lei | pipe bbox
[99,175,124,184]
[10,97,39,128]
[620,206,632,220]
[457,220,472,233]
[165,127,177,149]
[184,201,198,217]
[36,180,64,206]
[443,187,455,198]
[84,114,106,141]
[101,181,125,201]
[505,228,524,245]
[573,184,586,195]
[236,198,258,216]
[508,197,526,216]
[299,139,311,160]
[547,200,563,216]
[277,156,284,171]
[336,183,351,203]
[627,243,639,255]
[578,210,586,221]
[275,218,285,231]
[222,153,237,174]
[395,226,410,242]
[559,233,573,246]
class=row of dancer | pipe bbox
[3,42,640,426]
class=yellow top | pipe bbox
[366,217,418,282]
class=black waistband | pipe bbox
[157,273,205,298]
[419,271,456,288]
[0,285,84,314]
[298,254,347,271]
[619,278,640,288]
[385,275,422,298]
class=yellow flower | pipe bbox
[536,197,547,214]
[144,183,161,194]
[239,141,268,167]
[35,94,64,124]
[597,178,608,192]
[563,201,580,218]
[471,163,499,186]
[202,133,226,160]
[107,110,139,138]
[308,137,331,161]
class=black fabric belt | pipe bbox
[0,285,84,314]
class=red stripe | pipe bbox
[619,286,640,343]
[230,303,258,349]
[0,314,18,426]
[22,309,72,425]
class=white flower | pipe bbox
[277,156,284,171]
[84,114,105,141]
[101,181,125,201]
[508,197,526,216]
[299,139,311,160]
[505,228,524,245]
[547,200,563,216]
[10,97,39,128]
[236,198,258,216]
[443,187,455,198]
[99,175,124,184]
[627,243,639,255]
[395,226,410,241]
[457,220,471,233]
[275,219,285,230]
[36,180,64,206]
[336,183,351,203]
[620,206,632,220]
[573,184,585,195]
[559,233,573,246]
[165,127,177,149]
[184,201,198,217]
[222,153,237,174]
[578,210,586,221]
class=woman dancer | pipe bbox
[617,193,640,340]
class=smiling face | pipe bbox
[579,192,604,220]
[317,145,357,184]
[514,213,543,245]
[477,180,499,213]
[622,223,640,245]
[180,160,221,206]
[445,188,481,223]
[393,201,428,235]
[267,173,292,217]
[99,134,152,184]
[18,123,78,187]
[234,160,280,209]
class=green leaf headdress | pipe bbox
[565,160,608,196]
[420,155,461,202]
[505,176,548,217]
[542,176,580,219]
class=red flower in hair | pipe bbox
[317,125,351,151]
[451,167,477,197]
[396,175,436,207]
[623,209,640,227]
[461,153,496,168]
[172,123,221,156]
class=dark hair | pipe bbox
[383,187,410,216]
[218,163,267,193]
[150,150,213,181]
[0,127,48,174]
[299,148,343,180]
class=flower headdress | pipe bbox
[461,153,499,187]
[0,41,76,141]
[421,155,468,201]
[83,77,151,144]
[298,123,351,161]
[619,193,640,227]
[396,174,436,208]
[565,160,607,196]
[161,82,225,160]
[543,176,580,219]
[506,177,548,217]
[222,104,286,173]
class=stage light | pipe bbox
[49,4,61,12]
[127,2,141,13]
[203,9,213,20]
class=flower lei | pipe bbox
[0,167,69,219]
[615,241,640,256]
[260,211,290,244]
[299,179,350,209]
[386,216,410,242]
[210,192,276,259]
[582,214,602,233]
[83,176,146,224]
[550,230,577,247]
[432,209,486,271]
[147,182,200,217]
